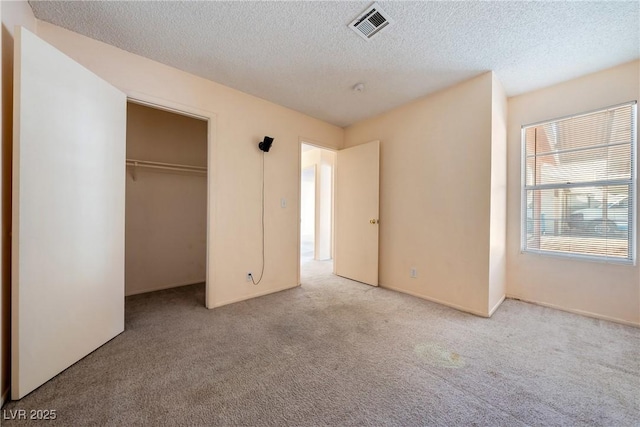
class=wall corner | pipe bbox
[488,72,508,314]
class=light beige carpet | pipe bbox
[3,260,639,426]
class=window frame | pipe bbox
[520,101,637,265]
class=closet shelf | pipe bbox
[126,159,207,180]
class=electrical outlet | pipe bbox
[246,272,253,282]
[410,267,417,278]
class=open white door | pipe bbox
[12,27,126,399]
[335,141,380,286]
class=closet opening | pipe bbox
[300,143,335,276]
[125,101,208,305]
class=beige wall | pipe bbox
[1,0,36,406]
[125,102,208,295]
[33,21,344,310]
[506,60,640,326]
[344,72,505,317]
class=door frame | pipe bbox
[297,138,336,285]
[127,91,217,307]
[300,163,317,262]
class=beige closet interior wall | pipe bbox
[344,73,504,317]
[34,21,344,310]
[506,60,640,326]
[125,102,208,296]
[1,0,36,406]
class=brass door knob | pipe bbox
[370,219,379,224]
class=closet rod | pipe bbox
[126,159,207,174]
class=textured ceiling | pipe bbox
[29,1,640,127]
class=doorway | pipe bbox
[300,143,335,273]
[125,101,208,299]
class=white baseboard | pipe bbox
[506,294,640,328]
[211,284,299,309]
[380,283,492,318]
[125,279,206,296]
[1,386,8,408]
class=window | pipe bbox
[522,102,637,263]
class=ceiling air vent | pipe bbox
[349,3,393,41]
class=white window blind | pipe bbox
[522,101,637,263]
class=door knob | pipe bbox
[370,219,379,224]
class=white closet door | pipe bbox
[12,27,126,399]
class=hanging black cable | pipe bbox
[250,151,265,286]
[249,136,272,285]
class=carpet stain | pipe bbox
[414,343,466,368]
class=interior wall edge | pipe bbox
[488,294,506,317]
[487,71,508,313]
